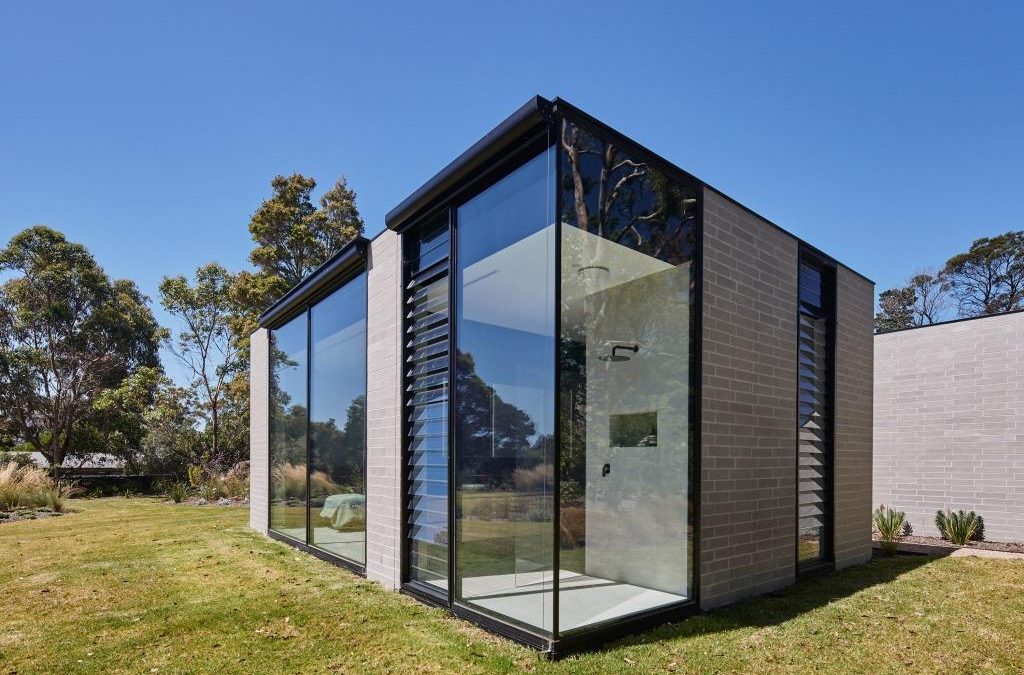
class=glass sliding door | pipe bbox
[269,312,309,541]
[454,147,556,634]
[309,272,368,565]
[797,258,833,569]
[557,120,698,633]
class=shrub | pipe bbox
[198,480,224,501]
[187,464,207,488]
[39,481,76,512]
[873,504,906,556]
[169,482,188,503]
[223,461,250,499]
[0,462,54,510]
[935,509,984,545]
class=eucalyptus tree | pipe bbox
[0,226,162,474]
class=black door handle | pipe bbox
[601,463,611,477]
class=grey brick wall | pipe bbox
[833,268,874,568]
[700,188,799,609]
[874,311,1024,542]
[364,230,404,588]
[247,231,405,588]
[249,328,269,534]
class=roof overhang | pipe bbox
[258,236,370,328]
[385,95,553,231]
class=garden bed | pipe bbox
[0,506,69,525]
[873,533,1024,556]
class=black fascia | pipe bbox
[258,236,370,329]
[549,97,874,287]
[384,96,554,231]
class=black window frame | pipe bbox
[264,247,370,577]
[795,248,837,575]
[393,103,704,656]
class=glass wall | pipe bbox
[269,312,309,541]
[557,120,698,632]
[454,147,556,633]
[309,272,368,565]
[268,270,368,567]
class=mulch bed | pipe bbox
[874,533,1024,554]
[0,507,68,525]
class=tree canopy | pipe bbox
[943,231,1024,316]
[0,226,163,473]
[160,262,241,468]
[247,173,364,292]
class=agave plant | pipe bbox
[935,509,984,545]
[873,504,907,556]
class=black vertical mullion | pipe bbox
[551,117,561,643]
[447,204,457,607]
[691,184,704,606]
[305,308,312,546]
[826,265,837,565]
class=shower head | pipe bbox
[599,344,639,362]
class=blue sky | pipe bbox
[2,2,1022,385]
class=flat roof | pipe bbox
[257,236,370,328]
[385,95,874,286]
[875,308,1024,336]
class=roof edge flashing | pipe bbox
[258,236,370,328]
[385,95,553,231]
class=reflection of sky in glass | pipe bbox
[457,147,555,444]
[311,273,367,429]
[274,315,307,412]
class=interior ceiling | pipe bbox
[460,225,678,335]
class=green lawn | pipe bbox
[2,499,1023,674]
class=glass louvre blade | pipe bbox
[797,260,831,569]
[404,213,451,589]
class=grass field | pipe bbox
[2,499,1023,674]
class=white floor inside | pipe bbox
[274,527,365,564]
[463,570,687,633]
[310,527,364,563]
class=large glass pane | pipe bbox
[309,272,367,565]
[455,147,556,634]
[269,312,309,541]
[558,120,697,633]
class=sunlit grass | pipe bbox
[2,498,1022,674]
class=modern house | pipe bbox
[248,96,874,655]
[874,310,1024,542]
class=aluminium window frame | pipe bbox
[264,254,370,577]
[393,104,704,657]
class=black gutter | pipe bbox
[384,96,553,231]
[257,236,370,328]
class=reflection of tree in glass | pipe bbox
[559,121,697,265]
[269,337,306,497]
[310,394,366,494]
[455,351,546,490]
